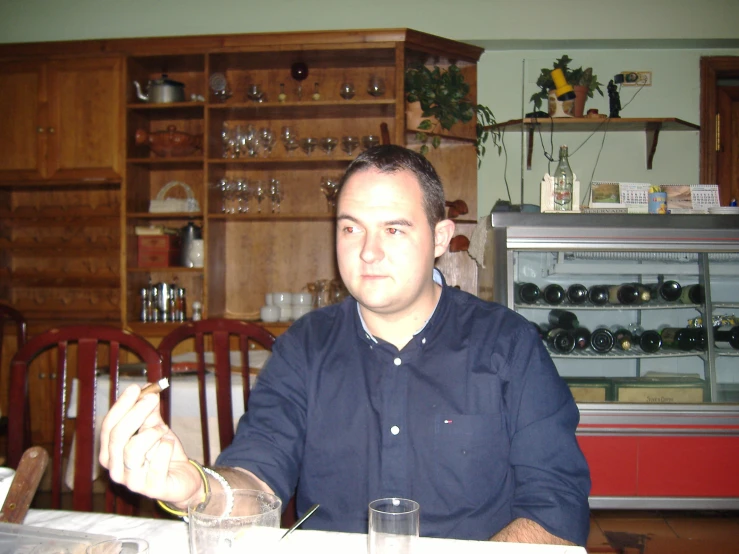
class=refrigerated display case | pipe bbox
[480,213,739,509]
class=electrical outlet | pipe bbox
[620,71,652,86]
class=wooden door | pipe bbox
[47,57,123,181]
[0,61,46,181]
[700,56,739,205]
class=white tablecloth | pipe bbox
[66,371,256,488]
[23,509,586,553]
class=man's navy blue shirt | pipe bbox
[217,277,591,544]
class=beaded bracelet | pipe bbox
[203,466,234,518]
[157,459,209,519]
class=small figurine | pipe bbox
[608,80,621,118]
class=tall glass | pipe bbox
[368,498,419,554]
[188,490,282,554]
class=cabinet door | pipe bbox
[0,61,46,181]
[47,57,123,181]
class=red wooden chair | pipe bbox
[8,325,163,514]
[156,319,299,526]
[0,304,27,461]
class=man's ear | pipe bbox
[433,219,456,258]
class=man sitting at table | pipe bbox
[100,145,591,545]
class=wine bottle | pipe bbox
[548,309,580,330]
[608,284,640,305]
[715,325,739,349]
[648,279,682,302]
[588,285,609,306]
[515,282,541,304]
[589,326,615,353]
[542,284,566,305]
[546,327,575,353]
[553,145,573,211]
[627,323,662,353]
[659,326,696,351]
[609,324,633,350]
[688,328,707,351]
[629,283,652,303]
[572,327,591,350]
[679,284,704,305]
[567,284,589,305]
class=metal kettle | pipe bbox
[180,221,202,268]
[133,74,186,103]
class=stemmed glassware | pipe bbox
[269,179,282,213]
[254,180,265,213]
[281,126,300,157]
[320,137,338,156]
[301,137,318,156]
[320,177,340,212]
[258,127,276,157]
[362,135,380,150]
[236,179,252,213]
[246,84,264,103]
[341,136,359,156]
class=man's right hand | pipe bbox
[99,384,204,509]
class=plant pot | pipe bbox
[547,90,574,118]
[405,102,476,140]
[573,85,588,118]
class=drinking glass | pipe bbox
[254,180,266,213]
[320,136,338,156]
[362,135,380,150]
[87,539,149,554]
[320,176,339,211]
[246,83,264,103]
[341,135,359,155]
[281,126,300,156]
[269,179,282,213]
[367,75,386,97]
[258,127,276,157]
[236,179,251,213]
[368,498,419,554]
[301,137,318,156]
[189,490,282,554]
[339,82,355,100]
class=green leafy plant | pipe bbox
[530,55,604,111]
[405,63,500,167]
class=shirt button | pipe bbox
[421,338,426,344]
[393,357,401,366]
[390,425,400,435]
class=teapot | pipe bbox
[133,74,186,104]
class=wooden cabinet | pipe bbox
[0,56,123,183]
[121,30,483,331]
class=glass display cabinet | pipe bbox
[480,213,739,508]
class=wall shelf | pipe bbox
[492,117,700,170]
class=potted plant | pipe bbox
[405,63,500,167]
[530,55,604,117]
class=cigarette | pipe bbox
[138,378,170,399]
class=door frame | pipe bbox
[699,56,739,204]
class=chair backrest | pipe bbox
[8,325,163,514]
[157,318,276,466]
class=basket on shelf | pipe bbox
[149,181,200,213]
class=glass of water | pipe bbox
[368,498,419,554]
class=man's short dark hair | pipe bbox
[337,145,446,229]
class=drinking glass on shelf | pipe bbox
[341,135,360,155]
[236,179,251,213]
[362,135,380,150]
[281,126,300,156]
[258,127,276,157]
[367,75,386,97]
[320,136,339,156]
[301,137,318,156]
[320,176,339,212]
[254,180,265,213]
[238,124,258,157]
[220,178,237,214]
[269,179,283,213]
[246,83,264,103]
[339,82,355,100]
[221,123,236,158]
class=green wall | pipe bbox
[2,0,738,215]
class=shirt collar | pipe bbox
[356,268,445,344]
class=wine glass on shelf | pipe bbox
[254,180,265,213]
[362,135,380,150]
[222,123,236,158]
[367,75,386,97]
[236,179,251,213]
[269,179,282,213]
[320,137,338,156]
[320,176,339,212]
[281,126,299,157]
[258,127,276,157]
[341,136,359,156]
[246,83,264,103]
[291,62,309,100]
[300,137,318,156]
[339,82,355,100]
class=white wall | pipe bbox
[2,0,738,216]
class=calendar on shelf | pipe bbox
[587,182,720,213]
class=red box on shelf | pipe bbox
[137,235,181,268]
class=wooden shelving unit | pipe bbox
[492,117,700,170]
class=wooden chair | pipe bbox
[8,325,164,514]
[0,304,27,463]
[156,319,298,526]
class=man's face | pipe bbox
[336,168,448,320]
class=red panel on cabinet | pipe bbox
[577,435,638,496]
[638,436,739,497]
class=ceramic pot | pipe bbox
[135,125,203,157]
[547,90,574,118]
[573,85,589,118]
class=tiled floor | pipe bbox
[587,510,739,553]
